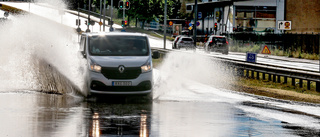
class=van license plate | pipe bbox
[112,81,132,86]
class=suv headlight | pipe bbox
[141,60,152,73]
[89,60,101,73]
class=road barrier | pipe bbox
[151,47,320,92]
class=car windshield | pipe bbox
[89,35,149,56]
[211,37,226,43]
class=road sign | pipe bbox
[278,21,291,30]
[188,26,192,30]
[169,21,173,26]
[198,12,202,19]
[76,27,81,33]
[76,19,81,26]
[261,45,271,54]
[189,22,192,27]
[99,21,103,26]
[90,20,95,26]
[196,21,200,26]
[109,27,114,32]
[246,53,257,63]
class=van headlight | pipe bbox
[89,60,101,73]
[141,60,152,73]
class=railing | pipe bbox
[151,47,320,92]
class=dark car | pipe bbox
[204,35,229,54]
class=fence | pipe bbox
[228,32,320,55]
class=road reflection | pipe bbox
[84,96,152,137]
[0,92,318,136]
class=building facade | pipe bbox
[186,0,320,34]
[286,0,320,33]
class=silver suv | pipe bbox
[204,35,229,54]
[79,32,159,98]
[176,36,194,49]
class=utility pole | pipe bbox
[164,0,167,49]
[123,0,125,29]
[86,0,91,32]
[193,0,198,47]
[110,0,114,31]
[103,0,106,31]
[99,0,102,31]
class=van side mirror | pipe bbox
[152,51,160,59]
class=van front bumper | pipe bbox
[87,70,153,95]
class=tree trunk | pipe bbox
[141,21,145,29]
[135,18,138,28]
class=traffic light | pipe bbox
[124,20,128,26]
[125,1,130,9]
[214,23,217,31]
[119,1,124,9]
[121,20,125,27]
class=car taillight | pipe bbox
[180,41,184,43]
[209,41,212,43]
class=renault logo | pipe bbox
[118,65,125,73]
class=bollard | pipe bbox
[251,70,254,79]
[268,74,271,81]
[292,78,295,86]
[284,76,287,84]
[307,80,311,90]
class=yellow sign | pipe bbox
[188,26,192,30]
[99,22,103,26]
[261,45,271,54]
[169,21,173,26]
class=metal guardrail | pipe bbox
[151,47,320,92]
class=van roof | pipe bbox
[82,32,147,37]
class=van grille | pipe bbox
[101,67,141,79]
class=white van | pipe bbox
[79,32,159,98]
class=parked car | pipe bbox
[172,35,182,49]
[79,32,160,99]
[204,35,229,54]
[176,36,194,49]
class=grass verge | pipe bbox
[232,77,320,104]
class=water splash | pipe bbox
[153,52,236,100]
[0,2,86,95]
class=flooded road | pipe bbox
[0,90,319,137]
[1,2,320,136]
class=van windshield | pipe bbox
[89,35,149,56]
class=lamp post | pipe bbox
[99,0,102,31]
[86,0,91,32]
[193,0,198,48]
[163,0,167,49]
